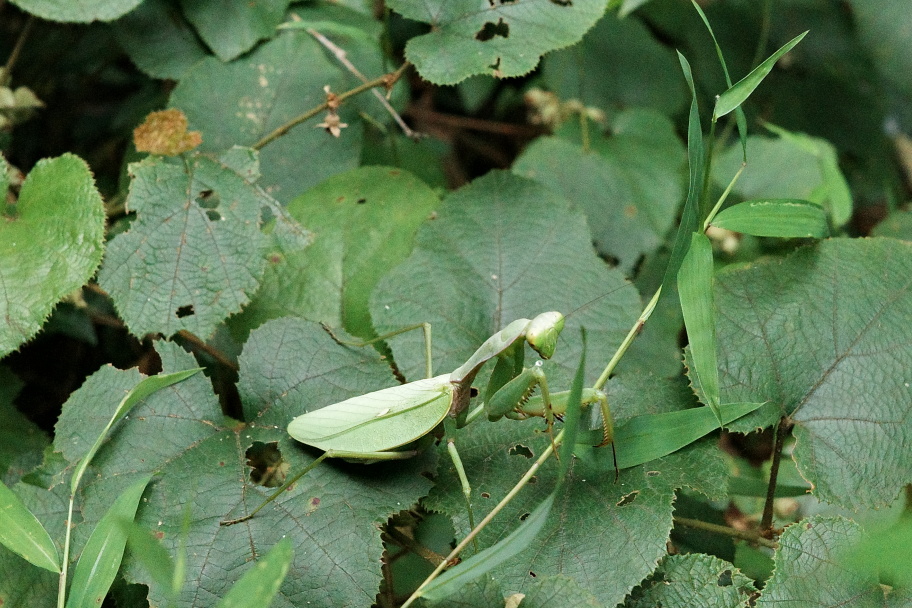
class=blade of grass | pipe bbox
[65,475,151,608]
[714,31,808,120]
[0,479,60,573]
[678,232,722,424]
[710,199,829,238]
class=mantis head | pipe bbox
[525,312,565,359]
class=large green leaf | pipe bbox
[180,0,290,62]
[0,154,105,357]
[388,0,608,85]
[169,30,360,202]
[513,108,685,274]
[712,238,912,510]
[757,517,908,606]
[371,170,642,385]
[623,554,756,607]
[9,0,142,22]
[112,0,210,80]
[51,332,433,607]
[234,167,439,339]
[542,12,686,115]
[98,149,274,339]
[425,372,730,606]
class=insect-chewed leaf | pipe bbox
[287,374,454,453]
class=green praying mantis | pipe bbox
[220,309,618,527]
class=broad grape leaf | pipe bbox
[98,148,276,339]
[757,517,911,607]
[52,333,432,608]
[711,238,912,510]
[513,108,685,274]
[0,154,105,357]
[623,554,757,607]
[169,29,361,203]
[111,0,210,79]
[180,0,290,62]
[388,0,608,85]
[370,170,642,385]
[233,167,439,339]
[542,11,686,115]
[9,0,142,22]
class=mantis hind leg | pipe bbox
[322,321,433,379]
[220,448,419,526]
[594,392,619,481]
[443,418,478,553]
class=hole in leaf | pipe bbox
[519,512,531,522]
[481,492,491,499]
[529,571,537,578]
[205,209,221,221]
[717,570,733,587]
[528,475,538,484]
[356,197,367,204]
[550,0,572,5]
[475,18,509,41]
[646,470,660,477]
[470,386,479,398]
[616,490,639,507]
[195,189,220,209]
[175,305,194,318]
[245,441,289,488]
[509,444,533,458]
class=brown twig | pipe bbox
[408,106,547,138]
[385,526,449,567]
[674,516,779,550]
[252,62,410,150]
[84,284,239,371]
[760,416,791,536]
[2,15,34,86]
[176,330,238,371]
[307,28,420,140]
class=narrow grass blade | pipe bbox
[65,475,151,608]
[690,0,748,158]
[678,232,722,423]
[661,52,704,296]
[0,479,60,573]
[419,494,556,603]
[70,369,201,494]
[215,538,293,608]
[714,31,808,120]
[711,199,829,238]
[607,402,765,469]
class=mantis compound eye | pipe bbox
[526,311,565,359]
